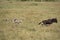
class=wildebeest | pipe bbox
[38,18,57,25]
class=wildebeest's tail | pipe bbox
[38,22,42,25]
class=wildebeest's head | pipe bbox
[51,18,57,23]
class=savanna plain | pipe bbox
[0,1,60,40]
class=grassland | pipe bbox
[0,1,60,40]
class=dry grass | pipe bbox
[0,1,60,40]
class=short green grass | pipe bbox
[0,1,60,40]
